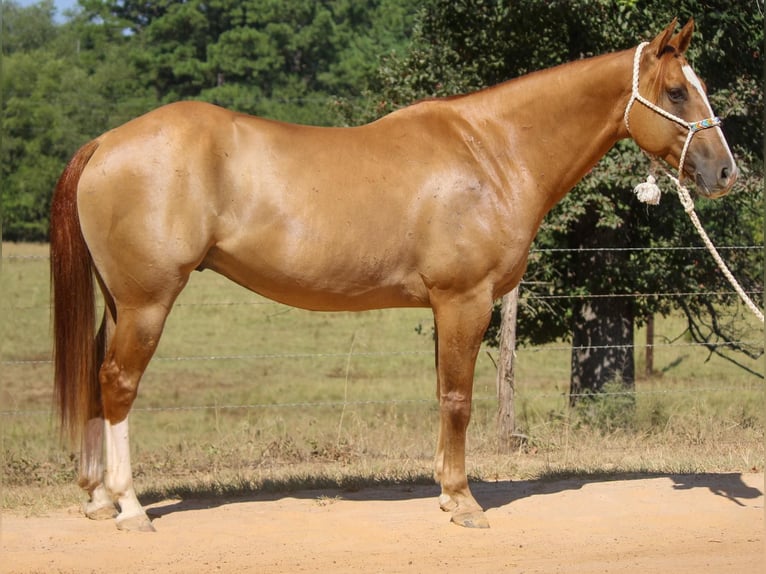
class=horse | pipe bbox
[50,19,736,532]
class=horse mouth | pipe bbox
[694,172,736,199]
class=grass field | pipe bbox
[1,242,763,513]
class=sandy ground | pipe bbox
[2,473,763,573]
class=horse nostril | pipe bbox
[719,165,739,185]
[718,164,738,188]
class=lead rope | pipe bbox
[668,173,764,323]
[625,43,764,324]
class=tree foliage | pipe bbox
[1,0,761,383]
[1,0,415,240]
[367,0,763,385]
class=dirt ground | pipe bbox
[2,472,763,573]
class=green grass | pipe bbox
[1,242,763,513]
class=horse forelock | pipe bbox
[659,44,677,57]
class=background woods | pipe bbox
[1,0,762,397]
[1,0,417,239]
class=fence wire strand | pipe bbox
[3,339,764,367]
[3,384,762,418]
[2,246,762,419]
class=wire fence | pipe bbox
[1,246,763,420]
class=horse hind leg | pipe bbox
[98,303,171,532]
[80,420,117,521]
[79,311,117,521]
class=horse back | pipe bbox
[76,101,526,310]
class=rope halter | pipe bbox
[623,42,722,187]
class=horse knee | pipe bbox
[439,391,472,427]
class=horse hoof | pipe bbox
[451,509,490,529]
[116,514,156,532]
[83,502,118,521]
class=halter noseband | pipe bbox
[623,42,722,182]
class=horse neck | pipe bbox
[459,48,634,213]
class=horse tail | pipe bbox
[50,139,101,447]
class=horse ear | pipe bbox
[647,18,679,57]
[668,18,694,54]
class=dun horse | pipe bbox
[51,19,736,531]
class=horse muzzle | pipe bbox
[693,161,737,199]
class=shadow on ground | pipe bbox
[143,471,762,522]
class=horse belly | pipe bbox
[201,241,429,311]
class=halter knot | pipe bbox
[633,174,662,205]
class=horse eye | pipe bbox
[667,87,687,103]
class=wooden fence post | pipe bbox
[645,314,654,377]
[496,286,519,454]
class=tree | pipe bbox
[368,0,763,399]
[1,0,158,241]
[1,0,416,240]
[1,0,57,54]
[525,5,764,393]
[2,2,74,240]
[73,0,415,124]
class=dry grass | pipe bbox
[1,242,763,513]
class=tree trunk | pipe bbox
[496,287,519,453]
[565,202,637,406]
[569,296,635,406]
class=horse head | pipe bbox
[625,18,737,198]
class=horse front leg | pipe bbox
[431,291,492,528]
